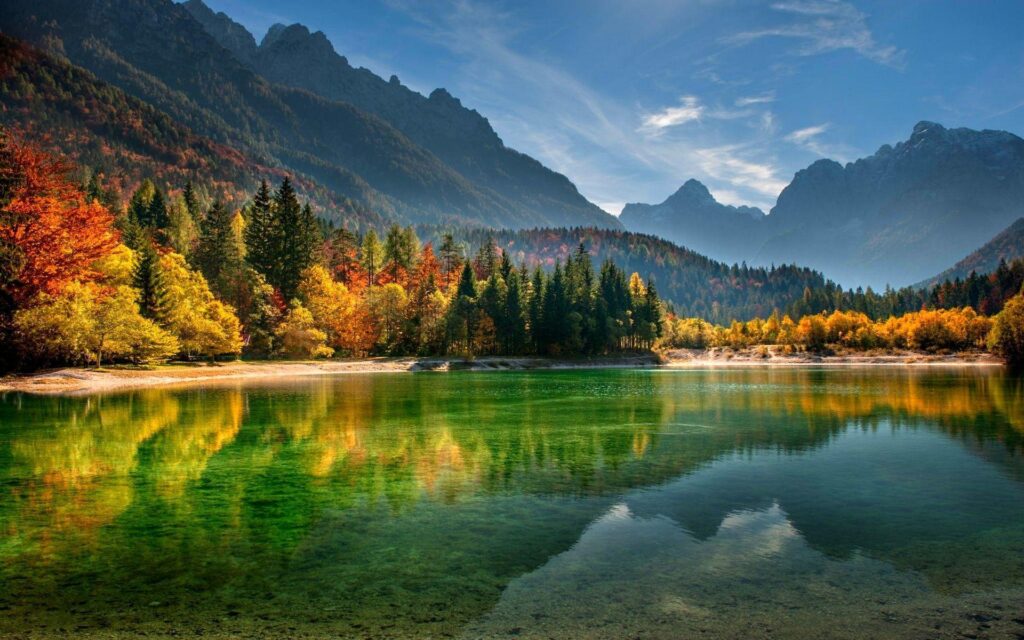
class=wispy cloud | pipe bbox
[735,93,776,107]
[384,0,790,211]
[641,95,704,130]
[694,145,789,202]
[785,123,830,144]
[727,0,905,68]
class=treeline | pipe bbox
[0,135,663,369]
[661,303,1024,365]
[661,308,993,353]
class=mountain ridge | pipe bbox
[0,0,619,230]
[181,0,618,230]
[620,121,1024,288]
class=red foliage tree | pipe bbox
[0,135,119,305]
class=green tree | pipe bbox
[194,200,242,295]
[360,228,384,288]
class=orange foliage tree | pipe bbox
[0,134,118,305]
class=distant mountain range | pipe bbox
[918,217,1024,288]
[0,0,619,230]
[621,122,1024,289]
[620,180,765,267]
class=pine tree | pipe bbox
[244,179,275,280]
[182,180,200,221]
[134,238,163,319]
[195,201,241,295]
[528,267,545,353]
[146,188,170,231]
[473,235,499,280]
[272,181,318,301]
[439,232,462,288]
[504,268,527,353]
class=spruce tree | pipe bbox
[134,239,163,319]
[473,235,499,280]
[272,180,318,301]
[439,232,462,288]
[244,179,275,281]
[195,201,241,295]
[146,188,170,231]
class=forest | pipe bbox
[2,130,1023,371]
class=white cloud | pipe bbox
[693,145,788,205]
[727,0,905,68]
[641,96,704,131]
[386,0,789,212]
[785,123,830,143]
[735,93,776,107]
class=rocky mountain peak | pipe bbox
[668,179,715,205]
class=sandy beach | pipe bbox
[0,348,1004,395]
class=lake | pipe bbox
[2,368,1024,639]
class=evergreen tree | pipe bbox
[272,182,319,301]
[244,179,275,280]
[133,238,163,319]
[439,232,462,289]
[146,188,170,231]
[473,235,500,280]
[182,180,200,221]
[360,228,384,287]
[383,224,419,280]
[528,267,545,353]
[194,201,241,295]
[504,269,527,353]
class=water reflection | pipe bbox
[0,368,1023,637]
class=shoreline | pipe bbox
[0,350,1004,395]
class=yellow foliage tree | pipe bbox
[14,282,178,366]
[275,300,334,359]
[156,252,243,360]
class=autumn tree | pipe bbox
[275,300,333,359]
[154,252,243,360]
[989,291,1024,366]
[13,282,178,367]
[0,135,118,307]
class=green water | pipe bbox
[2,368,1024,639]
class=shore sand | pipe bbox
[0,349,1002,395]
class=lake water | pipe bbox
[2,368,1024,639]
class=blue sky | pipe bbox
[199,0,1024,214]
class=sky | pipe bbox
[198,0,1024,215]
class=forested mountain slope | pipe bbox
[182,0,617,230]
[0,34,386,228]
[0,0,618,229]
[919,218,1024,289]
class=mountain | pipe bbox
[181,0,616,230]
[621,122,1024,289]
[0,0,619,230]
[0,34,387,228]
[918,217,1024,288]
[759,121,1024,288]
[619,180,765,265]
